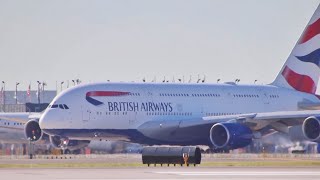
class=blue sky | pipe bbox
[0,0,319,90]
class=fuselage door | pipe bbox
[82,105,91,122]
[258,88,270,107]
[63,104,73,126]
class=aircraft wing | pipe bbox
[197,110,320,133]
[138,110,320,143]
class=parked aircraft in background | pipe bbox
[0,113,142,154]
[35,4,320,152]
[0,113,39,144]
[0,113,89,153]
[0,113,48,154]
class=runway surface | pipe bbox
[1,167,320,180]
[1,154,320,179]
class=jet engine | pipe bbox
[302,116,320,143]
[25,119,43,142]
[49,135,90,151]
[209,123,253,150]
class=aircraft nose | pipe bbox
[39,110,55,130]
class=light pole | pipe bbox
[60,81,64,92]
[2,81,5,112]
[37,81,41,104]
[42,82,47,103]
[15,82,20,104]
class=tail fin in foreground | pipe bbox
[272,5,320,94]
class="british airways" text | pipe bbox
[107,102,173,112]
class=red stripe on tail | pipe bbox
[282,66,316,94]
[299,18,320,44]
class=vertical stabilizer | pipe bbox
[272,5,320,94]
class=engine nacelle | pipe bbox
[49,135,66,148]
[302,116,320,143]
[25,119,43,142]
[49,135,90,151]
[210,123,253,150]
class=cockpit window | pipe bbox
[51,104,58,108]
[63,104,69,109]
[51,104,69,110]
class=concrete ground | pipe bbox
[0,167,320,180]
[0,154,320,180]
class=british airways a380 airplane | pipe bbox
[30,4,320,151]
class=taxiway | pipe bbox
[1,167,319,180]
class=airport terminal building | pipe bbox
[0,90,56,112]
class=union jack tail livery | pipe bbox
[272,5,320,94]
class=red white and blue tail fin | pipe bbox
[272,5,320,94]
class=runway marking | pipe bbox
[155,171,320,176]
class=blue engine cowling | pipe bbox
[25,119,43,142]
[302,116,320,143]
[209,123,253,150]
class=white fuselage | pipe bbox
[39,82,319,143]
